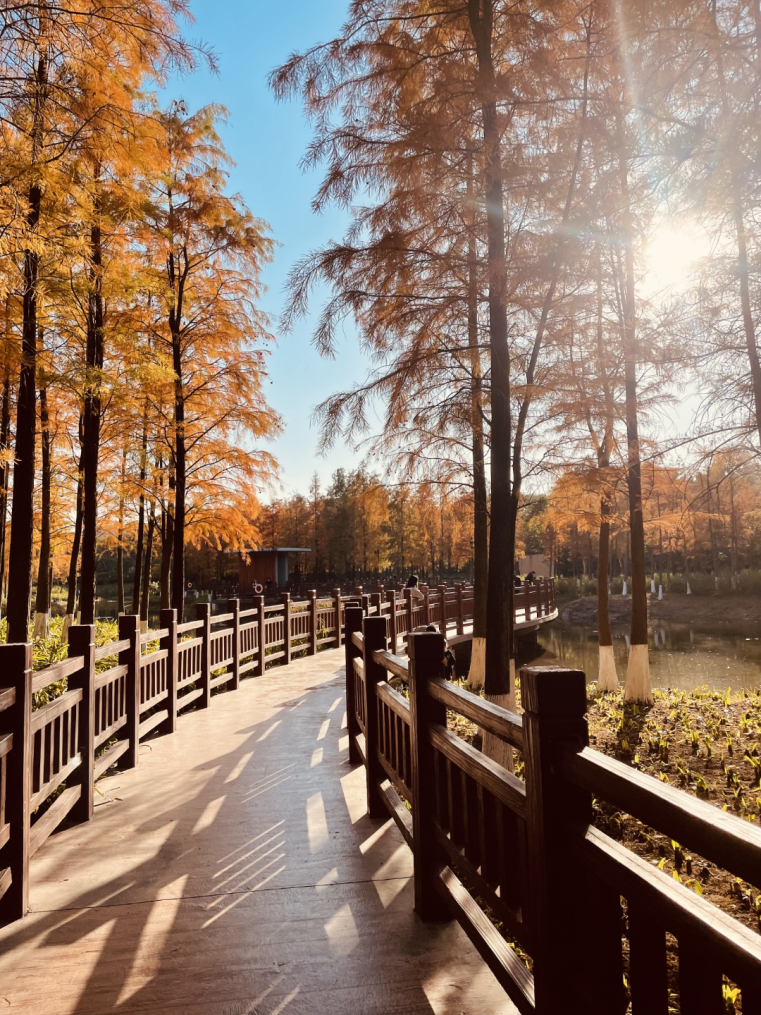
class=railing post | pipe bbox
[361,592,370,616]
[455,582,464,636]
[344,607,363,766]
[227,599,240,690]
[255,595,266,676]
[67,625,95,825]
[369,591,381,617]
[436,584,447,633]
[280,592,291,666]
[307,590,318,656]
[361,616,387,819]
[421,584,430,626]
[119,615,140,769]
[386,589,398,654]
[333,588,343,646]
[0,643,32,924]
[404,587,413,641]
[408,632,450,921]
[521,665,592,1013]
[160,608,178,734]
[196,602,211,708]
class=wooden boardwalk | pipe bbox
[0,648,515,1015]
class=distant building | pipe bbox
[238,548,311,587]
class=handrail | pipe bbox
[373,649,409,682]
[344,618,761,1012]
[32,656,84,694]
[0,578,558,932]
[561,745,761,890]
[177,619,203,634]
[139,628,169,644]
[427,677,523,750]
[94,639,130,661]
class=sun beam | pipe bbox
[643,223,711,296]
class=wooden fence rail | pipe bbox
[343,607,761,1015]
[0,580,556,929]
[0,580,555,927]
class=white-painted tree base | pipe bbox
[658,585,663,600]
[482,660,515,772]
[33,611,49,639]
[597,644,618,692]
[624,643,653,704]
[687,583,692,595]
[140,619,148,634]
[651,580,656,593]
[468,637,486,688]
[62,614,74,641]
[622,581,628,596]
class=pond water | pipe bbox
[517,620,761,693]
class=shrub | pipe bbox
[688,572,716,596]
[738,569,761,595]
[668,573,688,593]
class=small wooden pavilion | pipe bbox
[238,546,311,586]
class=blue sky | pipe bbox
[167,0,369,497]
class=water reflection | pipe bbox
[518,620,761,692]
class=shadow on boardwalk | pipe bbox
[0,651,515,1015]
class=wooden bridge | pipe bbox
[0,579,759,1013]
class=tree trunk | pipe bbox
[7,180,41,644]
[0,326,11,618]
[468,0,514,727]
[140,504,155,630]
[596,496,618,691]
[132,412,148,615]
[171,327,186,617]
[160,468,174,610]
[467,176,488,688]
[63,434,84,639]
[7,46,46,644]
[79,215,105,626]
[33,347,51,639]
[615,113,651,704]
[117,447,126,614]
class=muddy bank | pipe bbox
[561,592,761,628]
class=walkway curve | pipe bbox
[0,648,516,1015]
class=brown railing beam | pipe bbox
[344,606,363,766]
[66,625,95,825]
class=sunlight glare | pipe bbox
[643,223,711,295]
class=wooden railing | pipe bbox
[0,578,555,928]
[343,607,761,1014]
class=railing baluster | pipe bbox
[161,608,178,734]
[521,664,588,1012]
[408,630,449,920]
[255,595,265,676]
[361,615,386,819]
[0,643,32,925]
[119,615,140,769]
[344,607,363,766]
[628,902,669,1014]
[308,590,317,655]
[67,626,95,824]
[281,593,291,666]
